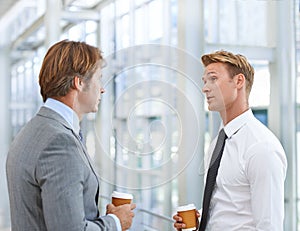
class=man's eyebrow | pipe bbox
[206,71,217,75]
[202,71,217,79]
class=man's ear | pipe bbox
[235,73,246,90]
[73,76,83,91]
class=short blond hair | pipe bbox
[201,50,254,97]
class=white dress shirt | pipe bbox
[44,98,122,231]
[204,109,287,231]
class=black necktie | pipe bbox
[199,128,227,231]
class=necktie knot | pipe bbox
[209,129,227,167]
[219,128,227,140]
[79,130,84,142]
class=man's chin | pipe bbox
[89,107,98,113]
[207,105,215,111]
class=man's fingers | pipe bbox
[130,203,136,210]
[173,214,183,222]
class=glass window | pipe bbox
[204,0,268,46]
[149,0,163,42]
[68,23,85,41]
[98,0,179,226]
[100,3,115,54]
[86,20,98,46]
[116,0,130,16]
[116,14,130,49]
[134,6,146,44]
[10,52,42,137]
[249,62,270,108]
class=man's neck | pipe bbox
[220,103,249,125]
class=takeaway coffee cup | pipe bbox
[177,203,197,231]
[111,191,133,206]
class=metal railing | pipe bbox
[131,208,174,231]
[100,195,174,231]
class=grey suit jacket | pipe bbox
[6,107,117,231]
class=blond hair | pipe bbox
[201,50,254,97]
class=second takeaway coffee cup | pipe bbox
[111,191,133,206]
[177,203,197,231]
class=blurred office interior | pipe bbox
[0,0,299,230]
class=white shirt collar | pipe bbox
[44,98,80,135]
[222,109,253,138]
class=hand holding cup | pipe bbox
[173,204,200,231]
[107,191,135,231]
[111,191,133,206]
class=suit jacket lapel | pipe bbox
[38,106,101,209]
[73,130,100,208]
[37,107,99,178]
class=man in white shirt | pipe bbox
[174,50,287,230]
[6,40,135,230]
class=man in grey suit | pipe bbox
[6,40,136,231]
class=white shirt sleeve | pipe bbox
[107,214,122,231]
[246,141,287,231]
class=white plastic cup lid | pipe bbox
[111,191,133,199]
[177,203,196,212]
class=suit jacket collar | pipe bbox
[37,106,84,146]
[37,106,73,131]
[43,98,80,135]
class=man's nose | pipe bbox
[202,83,209,93]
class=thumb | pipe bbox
[106,203,116,214]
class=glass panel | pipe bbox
[25,61,33,101]
[11,70,17,102]
[116,0,130,16]
[170,0,178,45]
[68,23,85,41]
[100,3,115,54]
[98,0,180,228]
[86,34,97,46]
[249,63,270,107]
[10,53,42,137]
[116,14,130,49]
[149,0,163,41]
[17,67,25,102]
[204,0,268,46]
[218,0,237,44]
[134,6,146,44]
[86,20,97,34]
[85,21,97,46]
[135,0,148,6]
